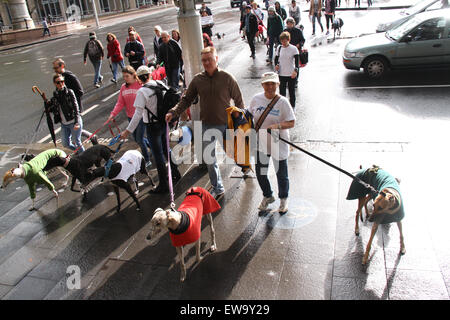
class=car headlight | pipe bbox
[344,51,364,59]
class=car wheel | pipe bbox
[363,56,388,79]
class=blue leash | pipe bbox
[104,135,124,178]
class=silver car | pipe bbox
[377,0,447,32]
[343,9,450,78]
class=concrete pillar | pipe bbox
[129,0,137,9]
[177,0,203,120]
[8,0,35,29]
[0,3,12,27]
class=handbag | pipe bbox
[300,49,308,66]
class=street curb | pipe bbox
[0,33,75,52]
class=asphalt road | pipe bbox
[0,0,449,149]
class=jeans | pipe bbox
[355,0,360,6]
[128,117,152,162]
[201,124,226,194]
[166,67,180,89]
[268,36,280,62]
[42,28,51,36]
[255,151,289,199]
[279,76,297,108]
[312,12,323,34]
[92,60,102,85]
[111,60,125,81]
[325,14,334,30]
[146,121,180,189]
[247,32,256,56]
[60,119,84,152]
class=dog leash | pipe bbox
[104,137,124,179]
[166,120,176,210]
[267,129,384,197]
[68,118,115,157]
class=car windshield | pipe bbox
[386,16,423,40]
[404,0,438,15]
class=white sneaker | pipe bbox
[279,198,288,214]
[258,196,275,211]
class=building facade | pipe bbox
[1,0,166,30]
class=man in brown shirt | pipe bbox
[166,46,244,199]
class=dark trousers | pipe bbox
[166,67,180,89]
[279,76,297,108]
[247,32,256,55]
[146,121,180,189]
[43,28,51,36]
[130,61,143,72]
[255,151,289,199]
[312,12,323,33]
[325,14,334,30]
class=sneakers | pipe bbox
[99,75,104,83]
[94,83,100,88]
[326,30,330,35]
[145,160,152,168]
[279,198,288,214]
[258,196,275,211]
[111,78,117,84]
[211,190,225,200]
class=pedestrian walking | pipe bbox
[201,9,214,38]
[124,31,145,72]
[120,66,181,194]
[243,5,259,59]
[275,32,299,109]
[240,1,248,40]
[309,0,324,35]
[47,74,84,152]
[199,2,212,15]
[42,18,51,37]
[108,66,152,166]
[355,0,360,7]
[325,0,336,35]
[83,32,104,88]
[367,0,372,7]
[203,33,214,48]
[275,1,287,22]
[106,33,125,84]
[153,26,163,58]
[289,0,301,26]
[172,29,181,47]
[156,31,183,89]
[52,58,98,145]
[166,46,245,200]
[267,6,284,64]
[247,72,296,213]
[127,26,146,63]
[284,17,305,51]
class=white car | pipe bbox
[377,0,448,32]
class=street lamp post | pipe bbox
[175,0,204,121]
[92,0,100,28]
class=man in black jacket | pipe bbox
[285,18,305,51]
[52,58,98,145]
[156,31,183,89]
[241,5,259,59]
[124,31,145,71]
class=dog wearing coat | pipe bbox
[347,165,406,265]
[147,187,221,282]
[86,149,154,212]
[1,149,69,210]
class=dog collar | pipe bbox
[168,210,190,235]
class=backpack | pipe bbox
[87,40,101,59]
[143,80,181,127]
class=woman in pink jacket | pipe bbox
[108,65,152,165]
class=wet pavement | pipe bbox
[1,0,450,300]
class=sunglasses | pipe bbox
[55,80,64,84]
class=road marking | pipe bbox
[20,60,30,63]
[4,62,13,65]
[101,90,120,102]
[345,84,450,90]
[81,103,99,116]
[72,52,82,56]
[38,103,100,143]
[37,58,47,60]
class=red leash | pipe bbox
[68,118,116,158]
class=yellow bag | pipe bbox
[224,106,253,173]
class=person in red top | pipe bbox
[107,65,152,165]
[169,187,221,247]
[106,33,125,83]
[149,65,166,80]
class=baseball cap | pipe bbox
[261,72,280,84]
[268,6,275,12]
[136,65,151,76]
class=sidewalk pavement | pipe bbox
[0,139,448,300]
[0,4,174,53]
